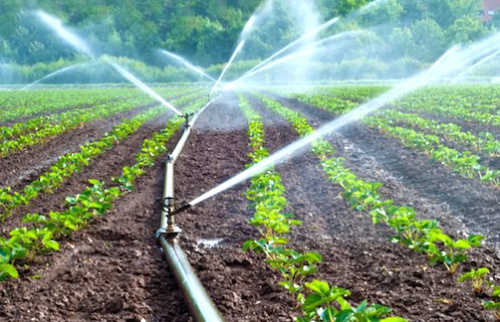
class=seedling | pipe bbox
[483,301,500,321]
[458,268,490,294]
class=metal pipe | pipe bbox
[171,125,193,161]
[159,235,224,322]
[170,101,212,160]
[156,95,224,321]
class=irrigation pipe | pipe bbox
[156,96,224,322]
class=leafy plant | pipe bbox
[299,280,406,322]
[458,267,490,294]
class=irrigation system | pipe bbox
[155,98,223,322]
[27,1,500,320]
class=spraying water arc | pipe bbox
[22,62,90,90]
[244,17,339,77]
[209,40,246,96]
[189,32,500,208]
[225,48,317,91]
[36,10,184,116]
[238,0,391,82]
[159,50,216,82]
[225,30,362,90]
[106,60,183,116]
[451,49,500,83]
[36,10,95,59]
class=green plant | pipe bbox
[298,280,406,322]
[483,301,500,321]
[0,94,208,283]
[458,268,490,294]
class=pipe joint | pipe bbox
[155,227,167,241]
[163,154,174,164]
[163,197,175,212]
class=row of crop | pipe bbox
[397,85,500,115]
[0,99,147,157]
[290,94,358,115]
[256,94,486,274]
[0,89,199,158]
[0,92,202,220]
[0,97,207,282]
[288,92,500,188]
[375,110,500,157]
[258,94,500,320]
[365,118,500,187]
[238,94,405,322]
[287,87,500,129]
[0,87,198,124]
[271,85,387,104]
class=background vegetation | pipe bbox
[0,0,495,82]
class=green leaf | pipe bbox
[453,239,471,249]
[43,239,59,251]
[335,310,353,322]
[380,318,408,322]
[0,263,19,278]
[303,294,323,310]
[88,179,100,186]
[305,280,330,296]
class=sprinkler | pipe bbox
[159,196,191,237]
[182,112,194,129]
[172,201,192,215]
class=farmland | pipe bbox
[0,85,498,321]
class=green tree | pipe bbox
[390,27,415,57]
[411,18,447,62]
[447,16,491,43]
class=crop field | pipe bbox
[0,85,499,321]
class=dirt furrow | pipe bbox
[0,121,184,321]
[272,95,500,247]
[0,111,177,236]
[253,93,500,321]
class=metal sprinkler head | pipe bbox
[182,112,194,129]
[172,201,192,215]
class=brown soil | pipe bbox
[1,92,500,322]
[0,93,201,191]
[273,95,500,247]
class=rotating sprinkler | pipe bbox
[182,112,194,129]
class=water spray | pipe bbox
[36,10,183,116]
[237,0,392,83]
[225,31,360,90]
[209,40,246,96]
[159,50,216,82]
[225,47,317,91]
[244,17,339,77]
[36,10,95,59]
[22,62,90,90]
[190,32,500,208]
[452,49,500,83]
[105,60,182,116]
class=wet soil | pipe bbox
[0,131,185,321]
[258,94,500,321]
[274,95,500,247]
[1,92,500,321]
[0,94,201,190]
